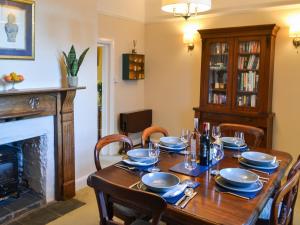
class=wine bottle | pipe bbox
[200,122,211,166]
[193,118,201,160]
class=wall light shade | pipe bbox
[289,24,300,52]
[161,0,211,20]
[183,24,198,52]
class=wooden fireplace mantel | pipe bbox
[0,86,85,200]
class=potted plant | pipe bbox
[63,45,89,87]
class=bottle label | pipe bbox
[191,139,196,153]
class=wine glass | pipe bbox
[212,126,221,141]
[148,142,160,172]
[180,129,190,154]
[233,131,245,158]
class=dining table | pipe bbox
[89,147,292,225]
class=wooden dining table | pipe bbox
[90,148,292,225]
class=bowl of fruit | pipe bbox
[3,72,24,90]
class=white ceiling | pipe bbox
[98,0,300,23]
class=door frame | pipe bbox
[98,38,115,146]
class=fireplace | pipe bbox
[0,145,19,200]
[0,87,84,200]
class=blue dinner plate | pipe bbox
[127,149,151,162]
[239,157,279,170]
[141,172,180,193]
[241,151,276,166]
[158,143,185,151]
[215,175,263,193]
[219,168,259,187]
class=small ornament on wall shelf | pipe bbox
[132,40,137,54]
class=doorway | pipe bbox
[97,39,115,150]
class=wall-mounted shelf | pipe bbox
[122,54,145,80]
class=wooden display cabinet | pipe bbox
[122,54,145,80]
[194,24,280,148]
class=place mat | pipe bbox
[130,180,200,205]
[169,160,221,177]
[215,185,261,199]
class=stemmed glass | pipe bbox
[211,126,224,162]
[148,142,160,172]
[212,126,221,141]
[233,131,245,158]
[180,129,190,154]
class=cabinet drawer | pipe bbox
[0,94,57,119]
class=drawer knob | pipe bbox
[28,97,40,110]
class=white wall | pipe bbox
[0,0,98,191]
[98,14,145,152]
[98,0,146,22]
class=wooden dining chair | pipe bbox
[94,134,139,224]
[141,126,169,147]
[87,174,167,225]
[256,170,300,225]
[219,123,264,147]
[94,134,133,171]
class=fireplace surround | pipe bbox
[0,87,84,200]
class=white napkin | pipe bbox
[162,184,188,198]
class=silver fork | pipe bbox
[215,188,250,200]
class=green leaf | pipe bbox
[76,48,89,75]
[67,45,76,66]
[71,59,78,76]
[63,51,71,76]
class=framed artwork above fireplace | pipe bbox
[0,0,35,60]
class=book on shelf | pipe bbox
[237,95,256,107]
[239,41,260,53]
[209,93,226,104]
[211,43,228,54]
[238,71,259,92]
[238,55,260,70]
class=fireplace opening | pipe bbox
[0,145,19,200]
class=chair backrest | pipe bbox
[87,174,167,225]
[219,123,264,147]
[141,126,169,147]
[94,134,133,171]
[271,171,300,225]
[287,155,300,180]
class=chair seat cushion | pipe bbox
[131,219,151,225]
[114,203,142,218]
[258,198,283,220]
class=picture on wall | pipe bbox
[0,0,35,59]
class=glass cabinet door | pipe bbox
[207,42,229,105]
[235,40,261,109]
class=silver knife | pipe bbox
[180,192,197,209]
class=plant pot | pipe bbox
[67,76,78,87]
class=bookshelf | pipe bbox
[194,24,280,148]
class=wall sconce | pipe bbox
[183,25,197,52]
[289,19,300,53]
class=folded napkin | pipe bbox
[116,161,152,172]
[130,180,200,205]
[240,164,278,174]
[215,185,261,199]
[160,181,200,204]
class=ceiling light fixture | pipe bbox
[161,0,211,20]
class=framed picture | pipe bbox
[0,0,35,60]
